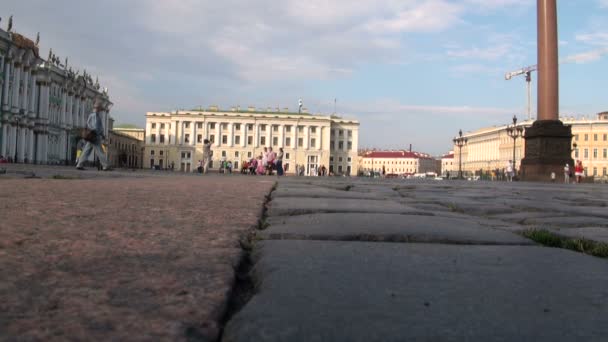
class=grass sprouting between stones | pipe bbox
[522,229,608,258]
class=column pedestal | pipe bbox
[520,120,573,181]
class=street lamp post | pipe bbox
[506,115,524,177]
[453,129,468,179]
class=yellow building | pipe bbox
[144,107,359,175]
[453,112,608,179]
[104,119,145,168]
[441,151,456,176]
[359,150,436,176]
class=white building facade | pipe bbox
[0,20,111,164]
[453,113,608,178]
[359,151,436,175]
[144,108,360,175]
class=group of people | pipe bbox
[241,147,284,176]
[564,160,585,184]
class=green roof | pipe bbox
[190,109,312,116]
[114,124,142,129]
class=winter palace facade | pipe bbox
[0,18,112,164]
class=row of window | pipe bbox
[363,160,418,165]
[584,167,608,176]
[150,150,353,164]
[151,122,346,135]
[574,148,608,159]
[574,133,608,142]
[150,133,353,151]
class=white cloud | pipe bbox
[365,1,463,34]
[450,63,502,76]
[576,32,608,46]
[562,48,608,64]
[447,44,512,60]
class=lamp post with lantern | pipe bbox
[506,115,524,178]
[453,129,468,179]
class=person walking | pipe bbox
[267,147,276,175]
[564,163,570,184]
[276,148,284,176]
[76,102,110,171]
[262,147,268,171]
[506,160,514,182]
[202,139,212,174]
[575,160,584,183]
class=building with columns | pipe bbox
[0,19,111,165]
[440,151,456,177]
[106,120,145,169]
[358,150,437,176]
[144,107,360,175]
[453,112,608,179]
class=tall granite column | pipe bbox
[521,0,573,181]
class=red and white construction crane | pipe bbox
[505,64,537,121]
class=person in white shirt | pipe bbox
[76,102,110,171]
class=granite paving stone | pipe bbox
[271,187,389,200]
[261,213,533,245]
[266,197,416,217]
[223,240,608,342]
[0,176,273,341]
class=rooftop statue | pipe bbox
[8,15,13,32]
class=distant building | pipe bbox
[440,151,455,176]
[359,150,436,175]
[453,112,608,178]
[106,119,144,168]
[144,107,359,175]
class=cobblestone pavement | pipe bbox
[1,168,274,341]
[223,178,608,342]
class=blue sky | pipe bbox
[2,0,608,155]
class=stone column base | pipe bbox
[520,120,573,182]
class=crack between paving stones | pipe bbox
[216,181,277,342]
[260,233,531,246]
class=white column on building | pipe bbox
[9,125,17,160]
[192,122,197,145]
[42,84,50,120]
[28,129,35,163]
[80,97,86,126]
[279,125,285,148]
[0,124,8,157]
[215,123,221,147]
[74,97,80,126]
[255,124,259,148]
[42,134,49,163]
[228,123,234,147]
[294,124,298,150]
[266,125,272,148]
[28,73,37,115]
[21,68,30,113]
[76,96,84,127]
[181,121,186,145]
[1,61,11,111]
[66,95,73,126]
[304,125,309,149]
[318,126,322,150]
[11,64,22,113]
[242,124,247,147]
